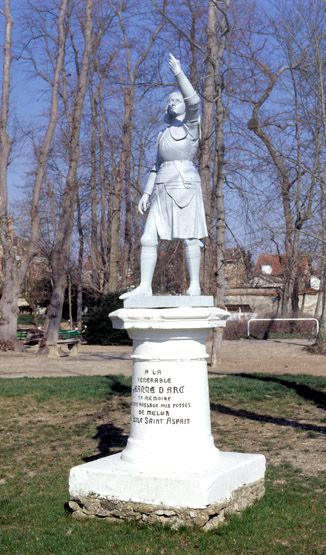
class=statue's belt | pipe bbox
[154,160,200,207]
[160,160,194,167]
[157,161,198,183]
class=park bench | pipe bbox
[18,328,84,355]
[57,329,83,355]
[17,328,44,345]
[58,330,82,340]
[16,330,28,341]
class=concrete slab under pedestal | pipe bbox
[69,451,265,509]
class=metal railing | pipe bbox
[247,317,319,338]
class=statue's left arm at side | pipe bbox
[138,156,160,214]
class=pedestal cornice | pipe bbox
[110,306,230,330]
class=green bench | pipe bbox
[16,331,28,341]
[58,330,82,340]
[57,329,82,355]
[17,328,44,345]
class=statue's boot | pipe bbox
[185,240,201,296]
[119,246,157,299]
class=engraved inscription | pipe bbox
[131,366,191,426]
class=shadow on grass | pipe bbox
[83,376,130,462]
[235,373,326,411]
[210,373,326,434]
[210,402,326,434]
[103,375,131,396]
[83,422,128,462]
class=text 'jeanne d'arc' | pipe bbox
[132,385,185,394]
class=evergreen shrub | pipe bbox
[83,293,131,345]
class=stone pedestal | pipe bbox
[69,300,265,529]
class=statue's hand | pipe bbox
[169,52,182,76]
[138,193,150,214]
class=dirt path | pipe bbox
[0,338,324,378]
[211,338,326,376]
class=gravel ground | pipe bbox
[0,338,325,378]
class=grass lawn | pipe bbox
[0,374,325,555]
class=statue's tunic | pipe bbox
[148,120,208,241]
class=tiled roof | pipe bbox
[255,254,311,276]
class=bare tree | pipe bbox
[314,184,326,352]
[199,0,220,289]
[0,0,16,345]
[205,0,231,367]
[0,0,69,348]
[240,4,322,316]
[44,0,94,348]
[107,1,166,292]
[309,6,326,352]
[85,6,116,294]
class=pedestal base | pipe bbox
[69,450,265,507]
[68,305,266,529]
[69,452,265,530]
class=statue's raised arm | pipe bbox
[168,53,200,125]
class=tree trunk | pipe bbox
[89,71,100,290]
[211,80,226,368]
[214,92,226,308]
[108,86,135,294]
[45,266,67,345]
[76,190,84,330]
[314,285,323,318]
[312,261,326,353]
[312,27,326,352]
[44,0,93,348]
[98,76,109,291]
[68,275,73,329]
[199,0,218,292]
[108,167,123,292]
[0,0,12,213]
[202,1,230,366]
[120,87,135,290]
[0,247,20,346]
[210,327,224,369]
[0,0,15,345]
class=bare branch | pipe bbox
[154,4,206,55]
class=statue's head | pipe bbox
[164,91,186,123]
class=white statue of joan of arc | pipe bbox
[120,53,207,300]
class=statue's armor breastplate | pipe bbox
[158,125,198,162]
[156,125,200,185]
